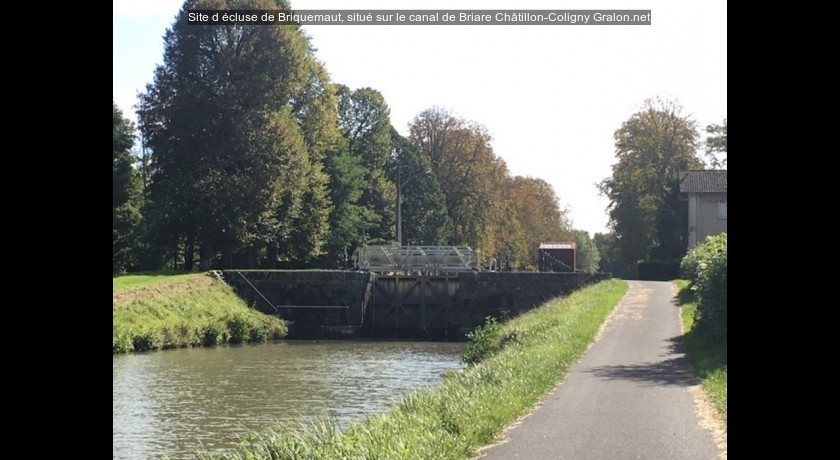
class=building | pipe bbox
[680,170,727,248]
[538,242,576,272]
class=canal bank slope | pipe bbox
[201,279,628,459]
[113,272,286,353]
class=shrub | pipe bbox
[249,315,287,342]
[462,317,504,365]
[132,328,163,352]
[248,317,269,343]
[680,233,727,282]
[161,326,182,349]
[227,315,252,344]
[202,322,227,346]
[680,234,727,342]
[113,328,133,353]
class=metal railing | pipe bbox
[356,245,475,274]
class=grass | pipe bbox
[113,272,287,353]
[198,279,629,459]
[113,271,197,290]
[674,279,727,425]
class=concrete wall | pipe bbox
[223,270,611,339]
[688,192,727,248]
[223,270,372,338]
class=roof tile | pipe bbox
[680,170,727,193]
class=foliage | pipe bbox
[508,176,572,270]
[307,85,401,268]
[138,0,333,270]
[705,118,727,169]
[113,102,143,274]
[679,233,727,342]
[390,129,451,245]
[593,232,620,274]
[572,230,601,272]
[409,108,504,255]
[462,317,504,365]
[319,139,377,267]
[408,107,572,269]
[598,98,702,277]
[337,86,396,243]
[694,239,727,342]
[674,280,727,423]
[680,233,726,281]
[127,2,581,272]
[199,280,628,459]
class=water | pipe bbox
[113,340,465,459]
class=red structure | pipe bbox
[538,242,576,272]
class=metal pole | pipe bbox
[397,162,402,245]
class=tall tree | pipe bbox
[138,0,332,270]
[390,130,450,245]
[319,138,376,267]
[572,229,601,272]
[337,86,396,243]
[113,102,142,273]
[408,107,511,264]
[408,107,578,268]
[593,232,620,274]
[598,98,702,276]
[509,176,572,269]
[705,118,727,169]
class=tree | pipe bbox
[407,107,578,269]
[408,107,513,265]
[572,230,601,272]
[337,86,396,243]
[598,98,702,277]
[593,232,620,274]
[390,130,451,245]
[138,0,333,270]
[113,102,142,273]
[508,176,572,269]
[705,118,727,169]
[319,138,376,267]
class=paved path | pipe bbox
[478,281,720,459]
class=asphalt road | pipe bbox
[478,280,720,459]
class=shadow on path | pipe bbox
[665,335,686,354]
[587,356,696,387]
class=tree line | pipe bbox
[113,0,590,273]
[595,98,727,278]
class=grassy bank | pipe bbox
[674,279,727,424]
[200,279,628,459]
[113,271,195,290]
[113,272,287,353]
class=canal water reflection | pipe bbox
[113,340,464,459]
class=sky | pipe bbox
[113,0,727,236]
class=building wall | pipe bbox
[688,192,727,248]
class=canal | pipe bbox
[113,340,465,459]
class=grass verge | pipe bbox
[113,271,196,290]
[674,279,727,425]
[113,272,287,353]
[199,279,628,459]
